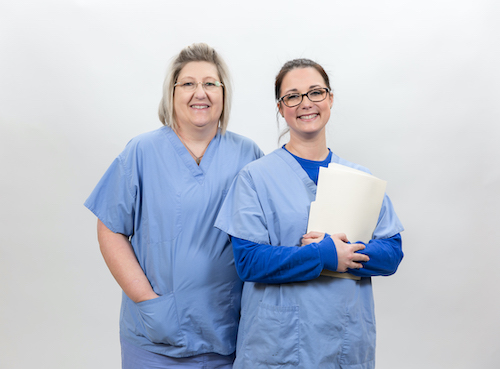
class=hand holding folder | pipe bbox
[307,163,387,280]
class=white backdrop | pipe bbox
[1,0,499,368]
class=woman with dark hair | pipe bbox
[85,43,262,368]
[215,58,404,368]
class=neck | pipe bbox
[175,124,218,163]
[175,123,218,143]
[285,131,329,161]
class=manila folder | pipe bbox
[307,163,387,280]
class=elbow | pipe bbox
[385,249,404,276]
[235,264,252,282]
[234,255,255,282]
[385,235,404,276]
[235,258,271,283]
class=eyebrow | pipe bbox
[283,84,323,95]
[177,75,219,81]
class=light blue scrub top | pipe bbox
[84,126,263,358]
[215,148,404,369]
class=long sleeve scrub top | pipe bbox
[215,148,404,369]
[85,126,263,358]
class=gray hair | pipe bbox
[158,43,232,134]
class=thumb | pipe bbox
[335,233,349,243]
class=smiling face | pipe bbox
[173,61,223,134]
[278,67,333,139]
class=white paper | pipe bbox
[307,163,387,279]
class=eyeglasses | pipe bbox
[278,88,331,107]
[174,80,224,92]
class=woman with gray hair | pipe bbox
[85,43,262,368]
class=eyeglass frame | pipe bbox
[174,80,224,91]
[277,87,331,108]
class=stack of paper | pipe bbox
[307,163,387,280]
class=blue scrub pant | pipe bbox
[121,337,235,369]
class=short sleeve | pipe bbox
[84,155,137,236]
[373,194,404,239]
[215,169,270,244]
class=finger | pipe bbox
[333,233,348,242]
[353,254,370,263]
[350,262,364,269]
[301,237,318,246]
[351,257,369,268]
[302,236,323,246]
[303,231,323,239]
[352,243,366,252]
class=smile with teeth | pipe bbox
[191,105,209,109]
[299,113,318,120]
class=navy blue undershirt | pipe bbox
[282,145,332,185]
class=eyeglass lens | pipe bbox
[175,81,222,92]
[283,88,328,107]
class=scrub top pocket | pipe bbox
[135,293,185,347]
[243,302,299,366]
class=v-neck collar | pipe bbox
[163,126,220,184]
[275,148,317,196]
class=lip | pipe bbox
[190,104,210,109]
[298,113,319,121]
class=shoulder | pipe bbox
[330,152,372,175]
[222,131,261,150]
[125,126,169,148]
[237,149,284,179]
[224,151,282,196]
[245,149,282,167]
[219,131,264,162]
[119,126,171,157]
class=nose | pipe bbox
[193,82,208,97]
[299,94,313,108]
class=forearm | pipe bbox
[348,233,403,277]
[97,220,158,302]
[232,236,337,284]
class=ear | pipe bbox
[329,93,334,109]
[278,102,284,117]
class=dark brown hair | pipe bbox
[275,59,332,143]
[275,58,331,101]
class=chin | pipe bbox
[193,120,219,129]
